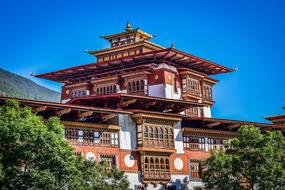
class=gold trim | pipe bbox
[65,82,88,88]
[137,147,176,153]
[90,41,164,56]
[61,120,120,130]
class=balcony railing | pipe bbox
[143,170,171,181]
[65,127,119,148]
[143,139,174,149]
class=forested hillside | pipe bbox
[0,68,60,102]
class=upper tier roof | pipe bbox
[35,48,233,82]
[99,22,154,48]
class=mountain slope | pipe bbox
[0,68,60,102]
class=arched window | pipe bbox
[165,159,169,169]
[155,158,160,170]
[149,127,153,139]
[159,128,163,139]
[107,86,110,94]
[132,81,136,91]
[160,158,165,170]
[164,128,168,139]
[154,127,158,139]
[150,158,154,169]
[144,126,148,138]
[169,128,173,140]
[145,157,149,170]
[103,87,106,94]
[136,81,140,91]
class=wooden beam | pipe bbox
[32,106,47,113]
[206,122,221,128]
[145,101,157,108]
[77,111,94,118]
[101,113,117,121]
[227,124,240,130]
[165,103,176,109]
[55,108,71,116]
[120,99,137,107]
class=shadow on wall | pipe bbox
[159,177,191,190]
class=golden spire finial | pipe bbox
[125,21,132,32]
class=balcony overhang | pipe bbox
[182,116,285,132]
[35,48,233,83]
[0,97,131,122]
[67,93,205,113]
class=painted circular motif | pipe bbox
[174,158,183,170]
[66,89,70,95]
[124,154,135,168]
[168,75,172,80]
[86,152,96,161]
[155,75,159,80]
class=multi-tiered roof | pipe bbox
[36,22,232,83]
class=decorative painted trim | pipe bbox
[65,82,89,88]
[61,120,120,130]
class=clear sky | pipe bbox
[0,0,284,123]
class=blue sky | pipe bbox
[0,0,284,123]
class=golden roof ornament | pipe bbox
[125,21,132,32]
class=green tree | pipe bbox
[203,125,285,190]
[0,100,130,190]
[72,157,130,190]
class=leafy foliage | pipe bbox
[0,100,130,190]
[203,125,285,190]
[0,68,60,102]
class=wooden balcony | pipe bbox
[65,127,119,148]
[137,139,175,153]
[203,95,213,102]
[143,170,171,181]
[182,90,202,100]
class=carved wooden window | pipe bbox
[185,107,199,117]
[64,126,119,147]
[203,84,213,101]
[100,154,116,171]
[94,84,117,96]
[71,89,86,98]
[144,126,148,138]
[183,136,206,151]
[127,79,147,95]
[190,161,202,179]
[142,124,174,149]
[78,130,84,142]
[143,155,170,181]
[208,137,224,150]
[185,78,201,96]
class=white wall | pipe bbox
[149,84,165,98]
[149,84,181,100]
[156,63,178,73]
[119,114,137,150]
[203,106,212,118]
[165,84,181,100]
[125,172,141,190]
[174,121,184,154]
